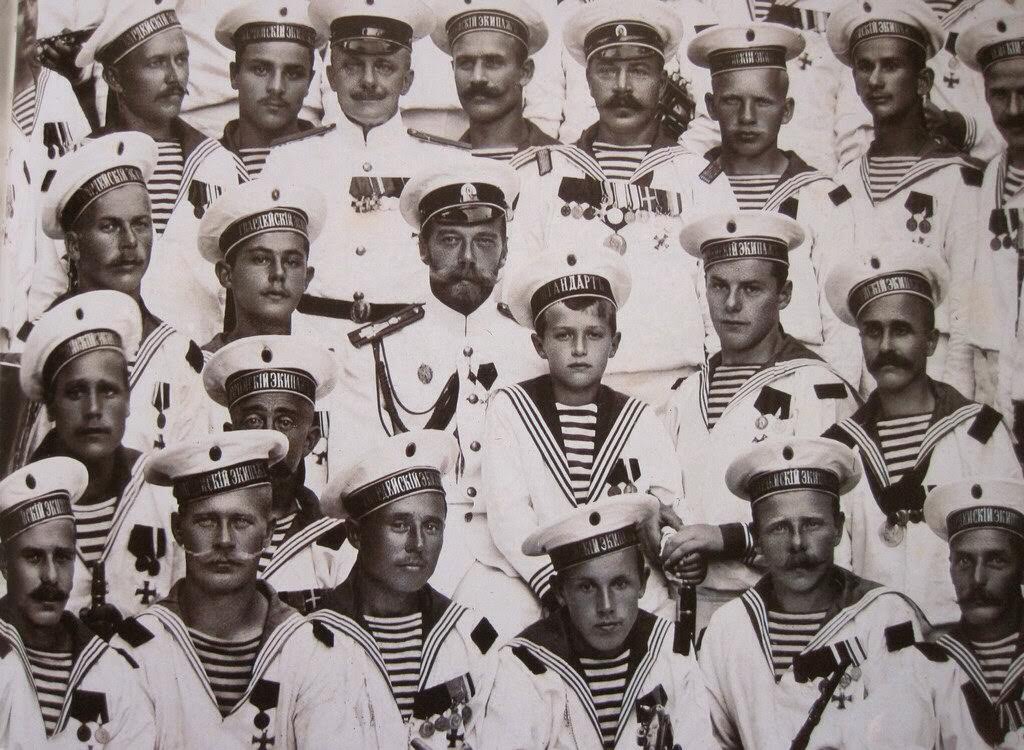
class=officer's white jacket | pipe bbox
[311,578,500,749]
[110,581,387,749]
[0,607,155,748]
[664,337,860,594]
[825,379,1023,624]
[836,140,983,395]
[472,609,715,749]
[324,297,546,594]
[483,376,681,611]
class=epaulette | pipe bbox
[471,618,498,655]
[312,620,334,648]
[814,383,848,400]
[511,645,546,675]
[407,128,473,150]
[779,196,799,220]
[347,304,425,348]
[113,646,139,669]
[699,159,724,185]
[829,185,852,206]
[186,340,204,373]
[315,523,347,550]
[270,123,335,147]
[116,617,154,647]
[968,404,1002,445]
[961,164,984,188]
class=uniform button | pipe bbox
[470,441,481,452]
[362,161,372,172]
[464,512,473,522]
[467,394,479,404]
[463,346,473,357]
[355,246,366,256]
[466,487,477,498]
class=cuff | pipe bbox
[720,523,756,563]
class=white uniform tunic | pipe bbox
[473,609,715,749]
[0,633,44,750]
[111,582,389,749]
[0,612,155,749]
[825,380,1023,623]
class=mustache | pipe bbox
[352,88,386,101]
[605,92,643,110]
[958,591,1005,607]
[464,82,502,100]
[869,351,914,371]
[783,553,818,570]
[30,583,68,602]
[258,96,289,107]
[159,84,186,99]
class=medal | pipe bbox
[849,666,862,682]
[605,233,627,254]
[624,210,636,224]
[461,705,472,722]
[418,364,433,384]
[561,204,571,217]
[919,219,931,234]
[839,673,853,689]
[95,726,111,744]
[906,217,918,232]
[755,415,769,430]
[1005,235,1015,249]
[571,204,583,219]
[606,207,624,224]
[419,721,436,738]
[993,236,1004,251]
[434,716,450,731]
[450,712,463,730]
[583,206,597,220]
[880,519,906,547]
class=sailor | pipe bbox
[823,243,1022,622]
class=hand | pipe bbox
[922,100,968,148]
[665,551,707,586]
[38,29,88,85]
[661,524,725,570]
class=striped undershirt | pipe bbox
[238,146,270,178]
[188,628,261,716]
[924,0,957,19]
[767,610,828,680]
[72,496,119,567]
[580,648,631,748]
[257,512,296,574]
[866,156,918,202]
[12,83,36,135]
[707,365,761,427]
[727,174,781,210]
[151,140,184,235]
[25,647,73,735]
[751,0,774,21]
[1004,165,1024,205]
[365,612,423,721]
[557,402,598,503]
[971,633,1018,701]
[876,412,931,481]
[593,142,649,180]
[472,146,518,161]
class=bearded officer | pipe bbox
[203,334,350,609]
[0,457,155,747]
[19,290,184,635]
[314,430,499,749]
[823,244,1022,623]
[110,430,394,748]
[662,212,860,631]
[827,0,983,396]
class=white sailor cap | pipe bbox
[926,479,1024,542]
[502,246,631,330]
[320,429,460,521]
[688,22,805,75]
[77,0,184,68]
[146,430,289,506]
[726,436,861,506]
[0,458,88,542]
[956,13,1024,73]
[563,0,684,65]
[216,0,326,51]
[826,0,944,66]
[824,243,949,327]
[679,211,805,268]
[309,0,434,51]
[522,494,659,572]
[21,291,142,402]
[41,132,158,240]
[203,334,338,408]
[399,157,519,231]
[198,181,326,264]
[431,0,548,57]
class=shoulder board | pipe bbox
[312,620,335,648]
[779,196,799,220]
[407,129,472,150]
[471,617,498,655]
[885,621,916,652]
[968,404,1002,444]
[961,165,984,188]
[914,642,949,662]
[535,147,552,176]
[113,646,139,669]
[829,185,852,206]
[822,422,856,448]
[699,159,724,184]
[511,645,546,675]
[186,340,204,373]
[315,523,347,550]
[347,304,425,348]
[754,385,791,419]
[814,383,848,400]
[670,376,686,391]
[270,124,335,147]
[117,617,154,647]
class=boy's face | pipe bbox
[216,231,313,327]
[532,301,620,397]
[851,37,928,124]
[705,259,790,357]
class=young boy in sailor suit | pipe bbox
[313,430,499,750]
[484,246,685,630]
[472,494,715,750]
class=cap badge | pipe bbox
[615,24,627,39]
[461,183,478,203]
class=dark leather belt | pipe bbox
[297,294,421,324]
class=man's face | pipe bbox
[231,41,314,137]
[706,259,790,357]
[327,44,413,127]
[533,301,620,397]
[1,520,75,631]
[556,547,646,656]
[16,0,38,74]
[985,58,1024,152]
[753,491,843,600]
[420,216,507,315]
[172,486,273,595]
[950,528,1024,634]
[586,50,665,140]
[350,493,446,595]
[452,32,532,126]
[216,232,313,328]
[108,29,190,127]
[858,294,936,393]
[229,391,318,476]
[47,350,130,464]
[851,37,928,124]
[68,185,153,296]
[708,68,792,159]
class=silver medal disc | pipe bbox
[880,520,905,547]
